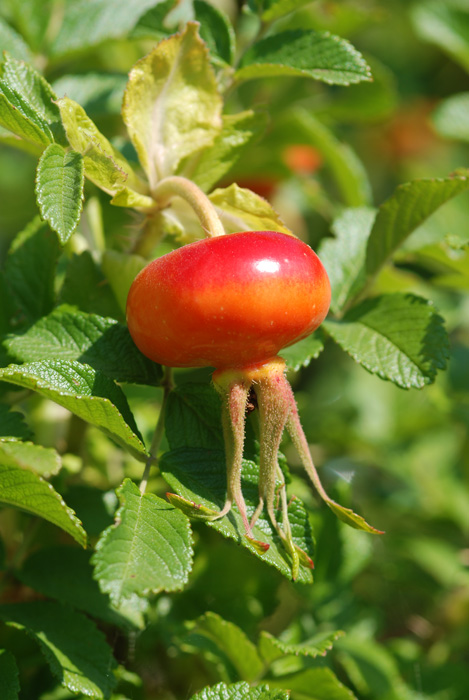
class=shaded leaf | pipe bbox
[92,478,193,608]
[122,22,222,188]
[101,251,146,315]
[190,682,289,700]
[194,0,236,65]
[209,184,292,235]
[0,441,61,477]
[411,1,469,73]
[0,463,86,546]
[261,0,313,22]
[258,629,345,664]
[0,405,32,440]
[0,649,19,700]
[165,382,224,451]
[52,72,127,117]
[0,602,116,699]
[280,333,325,372]
[35,144,84,244]
[432,92,469,142]
[236,31,372,86]
[324,294,449,389]
[61,250,122,319]
[267,667,356,700]
[5,308,162,385]
[0,361,148,460]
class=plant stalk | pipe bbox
[139,367,174,494]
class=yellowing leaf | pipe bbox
[209,184,292,235]
[122,22,222,189]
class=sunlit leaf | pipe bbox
[209,184,292,235]
[190,682,289,700]
[258,629,345,664]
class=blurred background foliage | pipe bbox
[0,0,468,699]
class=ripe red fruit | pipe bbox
[126,230,331,370]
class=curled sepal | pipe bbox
[166,493,220,520]
[327,501,384,534]
[245,536,270,555]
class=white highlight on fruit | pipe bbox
[255,259,280,273]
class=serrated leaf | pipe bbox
[267,667,356,700]
[190,111,268,193]
[51,0,167,56]
[194,0,236,65]
[165,382,224,451]
[5,309,161,385]
[279,333,325,372]
[160,448,315,583]
[0,405,32,440]
[0,361,148,461]
[19,546,140,629]
[411,1,469,73]
[209,184,292,235]
[122,23,222,188]
[324,294,450,389]
[101,251,147,315]
[0,18,32,62]
[0,441,61,477]
[57,97,142,195]
[92,478,193,609]
[432,92,469,142]
[0,463,86,546]
[35,144,84,244]
[0,88,51,146]
[4,217,60,326]
[236,30,371,86]
[183,612,263,682]
[60,250,122,319]
[0,602,116,699]
[258,630,345,664]
[52,73,128,117]
[191,682,289,700]
[366,172,469,276]
[318,207,376,313]
[0,649,20,700]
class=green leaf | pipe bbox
[261,0,313,22]
[122,22,222,188]
[3,217,60,326]
[0,463,86,546]
[236,30,372,86]
[267,667,356,700]
[365,172,469,276]
[190,682,289,700]
[411,1,469,73]
[279,333,325,372]
[35,144,84,244]
[92,478,193,608]
[209,184,292,235]
[129,0,174,41]
[0,87,51,146]
[183,612,264,682]
[325,501,383,534]
[160,448,315,583]
[0,441,61,477]
[101,251,146,315]
[0,361,148,461]
[0,405,32,440]
[194,0,236,65]
[52,73,128,117]
[110,187,154,209]
[318,207,376,313]
[324,294,450,389]
[51,0,169,56]
[432,92,469,142]
[190,111,268,193]
[0,602,117,699]
[0,649,20,700]
[165,382,224,451]
[18,546,140,629]
[57,97,142,195]
[335,636,404,699]
[0,18,32,62]
[5,309,161,385]
[60,250,122,319]
[258,629,345,664]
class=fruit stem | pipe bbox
[152,176,225,238]
[139,366,174,494]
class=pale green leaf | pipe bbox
[0,649,20,700]
[190,111,268,193]
[365,172,469,276]
[160,448,315,583]
[52,73,128,117]
[236,30,372,86]
[324,294,450,389]
[280,333,325,371]
[57,97,142,195]
[5,309,161,385]
[0,405,32,440]
[258,629,345,664]
[0,441,61,477]
[209,184,292,235]
[0,361,148,461]
[183,612,264,682]
[432,92,469,142]
[35,144,84,244]
[92,478,193,608]
[0,463,86,546]
[101,251,147,315]
[411,1,469,72]
[51,0,168,56]
[122,22,222,188]
[318,207,376,313]
[191,682,289,700]
[0,89,51,146]
[261,0,313,22]
[0,18,32,62]
[110,187,154,209]
[267,667,356,700]
[0,602,116,699]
